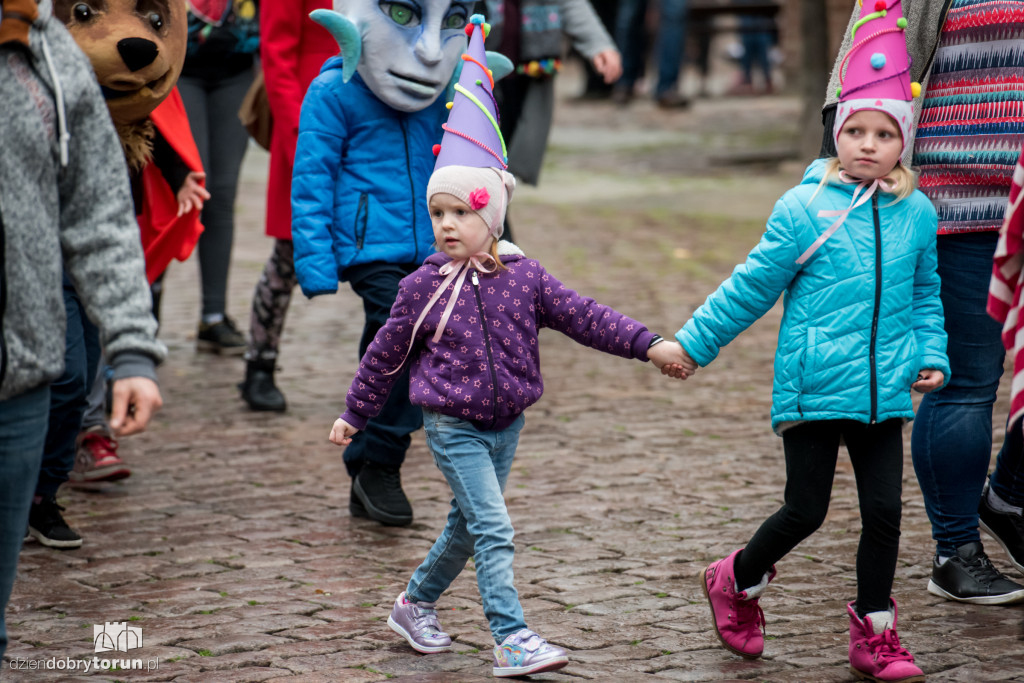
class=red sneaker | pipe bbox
[70,427,131,483]
[701,548,775,659]
[848,600,924,682]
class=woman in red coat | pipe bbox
[240,0,334,411]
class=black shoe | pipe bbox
[239,358,287,412]
[197,316,246,356]
[349,481,369,519]
[351,462,413,526]
[28,497,83,549]
[656,92,691,109]
[979,482,1024,575]
[927,541,1024,604]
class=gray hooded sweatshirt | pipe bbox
[0,0,166,401]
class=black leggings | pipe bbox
[733,419,904,614]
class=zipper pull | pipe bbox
[471,271,479,286]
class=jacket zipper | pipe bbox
[869,194,882,423]
[400,118,418,262]
[354,193,368,249]
[471,270,499,426]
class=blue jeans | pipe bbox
[38,273,101,498]
[406,410,526,644]
[992,417,1024,507]
[342,262,423,477]
[615,0,688,96]
[912,232,1005,556]
[0,385,50,658]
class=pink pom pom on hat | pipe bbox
[833,0,921,156]
[429,13,515,238]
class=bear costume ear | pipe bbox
[0,0,39,48]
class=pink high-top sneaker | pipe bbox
[701,549,775,658]
[847,601,925,682]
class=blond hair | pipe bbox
[808,158,918,208]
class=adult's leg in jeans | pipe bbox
[180,70,253,319]
[0,386,50,658]
[614,0,649,90]
[407,411,527,643]
[38,276,100,499]
[912,232,1005,556]
[734,420,841,588]
[247,239,297,361]
[654,0,688,97]
[342,262,423,477]
[845,419,904,614]
[992,418,1024,507]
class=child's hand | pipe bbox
[592,49,622,84]
[649,340,697,379]
[176,171,211,217]
[912,369,944,393]
[330,418,359,445]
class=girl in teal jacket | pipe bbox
[668,69,950,678]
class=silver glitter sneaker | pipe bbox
[386,592,452,654]
[492,629,568,677]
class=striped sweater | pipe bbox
[912,0,1024,234]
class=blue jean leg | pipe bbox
[991,417,1024,507]
[653,0,688,96]
[614,0,649,89]
[911,232,1005,556]
[0,385,50,658]
[407,411,526,643]
[37,274,100,498]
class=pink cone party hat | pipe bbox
[433,14,507,171]
[834,0,921,155]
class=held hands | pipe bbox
[176,171,211,217]
[592,49,623,84]
[912,369,944,393]
[330,418,360,446]
[648,340,698,380]
[108,377,163,436]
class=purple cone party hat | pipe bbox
[834,0,921,155]
[433,14,507,171]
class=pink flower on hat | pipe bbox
[469,187,490,210]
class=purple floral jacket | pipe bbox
[340,247,657,431]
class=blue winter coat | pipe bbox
[291,57,445,297]
[677,159,950,432]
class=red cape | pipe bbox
[139,87,204,284]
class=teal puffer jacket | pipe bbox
[677,159,949,432]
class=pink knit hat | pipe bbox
[429,14,514,238]
[833,0,921,156]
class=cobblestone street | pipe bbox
[4,91,1024,682]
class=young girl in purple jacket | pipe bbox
[329,162,687,676]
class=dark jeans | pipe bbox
[37,273,101,498]
[912,232,1005,556]
[0,385,49,658]
[615,0,688,96]
[992,416,1024,508]
[342,262,423,477]
[178,68,253,318]
[735,419,904,614]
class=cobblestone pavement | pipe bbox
[5,91,1024,682]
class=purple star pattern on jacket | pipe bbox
[340,250,656,432]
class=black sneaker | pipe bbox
[349,480,369,519]
[927,541,1024,605]
[196,316,246,356]
[351,462,413,527]
[28,497,83,549]
[979,482,1024,575]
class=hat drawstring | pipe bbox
[384,253,498,376]
[796,171,895,265]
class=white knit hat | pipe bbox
[427,165,516,238]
